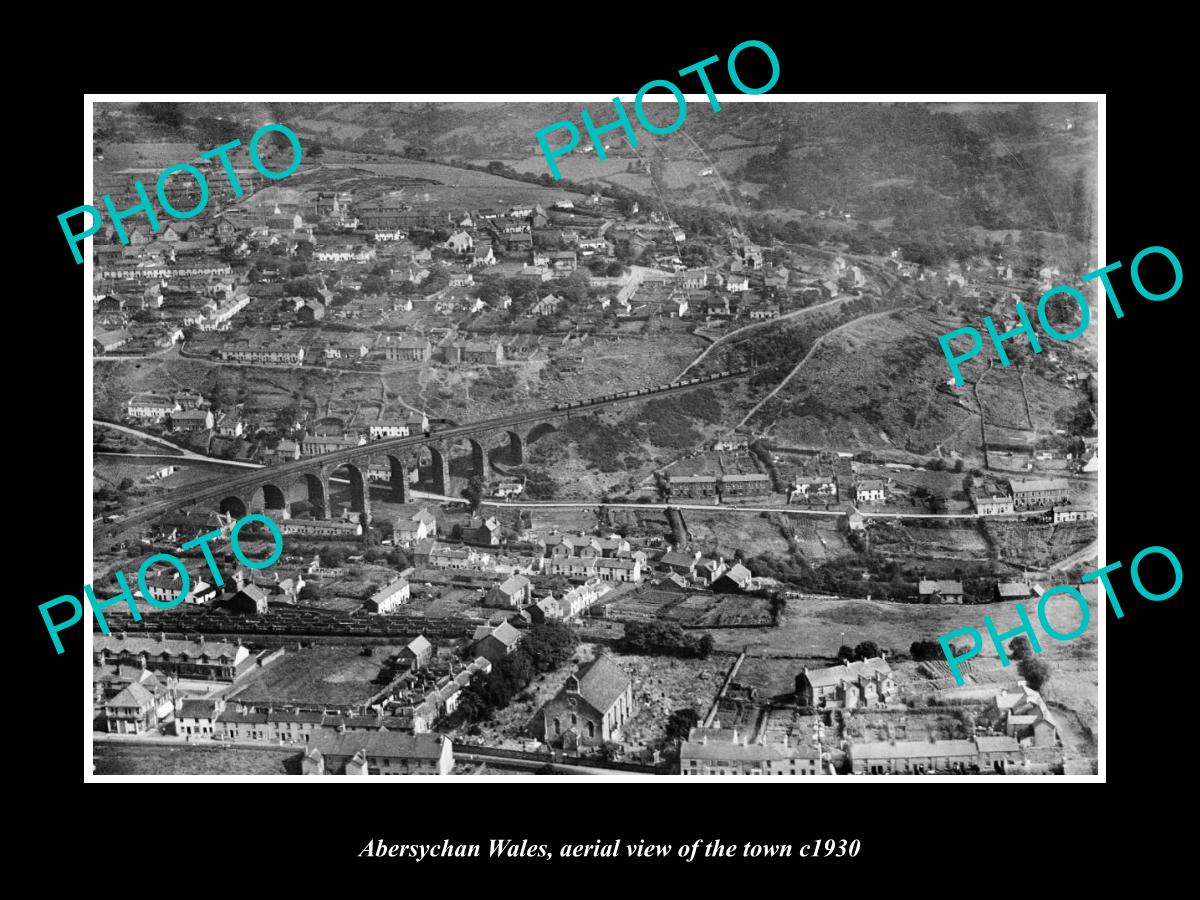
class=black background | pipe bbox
[19,21,1191,879]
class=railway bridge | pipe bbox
[94,368,750,547]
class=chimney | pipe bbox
[782,733,789,748]
[158,632,166,643]
[118,631,126,641]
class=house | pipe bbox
[175,698,223,738]
[464,515,502,546]
[856,479,887,503]
[680,727,823,776]
[1051,505,1097,523]
[848,735,1022,775]
[364,578,410,614]
[214,412,244,438]
[790,476,838,503]
[302,731,454,776]
[94,634,253,681]
[484,575,533,608]
[796,657,895,709]
[1009,478,1071,510]
[982,681,1060,748]
[719,473,771,498]
[531,293,562,316]
[693,557,727,586]
[126,394,179,422]
[529,596,563,624]
[220,342,304,365]
[280,517,362,538]
[994,581,1033,603]
[385,336,432,362]
[135,564,218,607]
[444,231,474,254]
[94,328,132,353]
[974,494,1015,516]
[918,579,965,604]
[472,620,523,664]
[94,664,173,705]
[556,580,609,618]
[712,563,753,592]
[216,582,271,615]
[472,242,495,266]
[171,408,215,433]
[594,557,642,583]
[370,421,410,440]
[658,550,700,578]
[394,508,438,544]
[668,475,718,500]
[450,341,504,365]
[541,653,634,749]
[300,432,366,456]
[548,554,597,579]
[105,680,173,734]
[399,635,434,670]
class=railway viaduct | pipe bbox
[94,369,749,547]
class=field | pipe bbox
[752,309,984,457]
[228,644,405,707]
[709,586,1100,663]
[684,511,793,560]
[93,742,301,775]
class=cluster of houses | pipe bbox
[667,472,773,502]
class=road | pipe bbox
[92,370,750,545]
[1049,539,1099,573]
[736,309,898,429]
[482,498,1053,522]
[675,294,854,381]
[95,420,211,460]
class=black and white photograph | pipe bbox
[82,96,1102,781]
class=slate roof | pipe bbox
[919,579,964,595]
[996,582,1032,598]
[96,635,240,660]
[565,653,631,714]
[178,699,217,719]
[802,657,892,689]
[108,682,155,708]
[1009,478,1070,494]
[851,739,979,760]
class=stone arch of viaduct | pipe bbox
[214,425,547,528]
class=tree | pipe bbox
[1018,656,1052,691]
[520,623,578,673]
[853,640,881,661]
[910,640,942,661]
[695,634,714,659]
[138,101,184,128]
[1008,636,1035,662]
[665,708,700,742]
[461,475,487,513]
[118,477,135,491]
[836,645,855,661]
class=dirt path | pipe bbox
[675,294,852,381]
[736,309,897,430]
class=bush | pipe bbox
[1008,636,1034,661]
[910,640,942,661]
[1018,656,1052,691]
